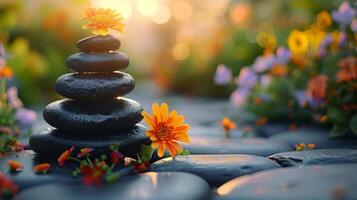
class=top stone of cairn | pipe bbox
[77,35,121,53]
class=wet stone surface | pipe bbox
[77,35,121,53]
[29,124,150,157]
[66,52,129,73]
[13,172,211,200]
[269,128,357,149]
[55,72,135,100]
[43,98,143,133]
[268,148,357,167]
[183,136,292,157]
[150,155,280,187]
[215,164,357,200]
[0,150,78,191]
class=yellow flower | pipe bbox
[288,30,309,56]
[142,103,190,157]
[295,143,306,151]
[317,10,332,28]
[82,8,125,36]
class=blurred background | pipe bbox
[0,0,343,106]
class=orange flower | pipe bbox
[82,8,125,36]
[220,117,237,135]
[77,147,93,158]
[307,75,328,100]
[142,103,190,157]
[295,143,306,151]
[57,146,74,166]
[270,64,288,76]
[134,161,150,173]
[337,57,357,83]
[33,163,50,174]
[0,66,13,78]
[0,172,18,196]
[255,117,268,126]
[7,160,23,172]
[307,143,316,150]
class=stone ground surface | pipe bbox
[3,82,357,199]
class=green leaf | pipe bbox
[350,114,357,135]
[330,124,349,138]
[327,107,346,124]
[139,145,154,162]
[178,149,190,156]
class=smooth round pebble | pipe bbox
[55,72,135,99]
[66,52,129,73]
[268,148,357,167]
[13,172,211,200]
[183,136,292,157]
[77,35,121,53]
[29,124,150,157]
[150,154,280,187]
[43,98,143,132]
[216,164,357,200]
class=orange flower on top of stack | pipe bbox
[142,103,190,158]
[307,75,329,100]
[82,8,125,36]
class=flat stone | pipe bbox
[150,155,280,187]
[183,136,292,157]
[55,72,135,99]
[77,35,121,53]
[268,148,357,167]
[13,172,211,200]
[269,128,357,149]
[43,98,143,132]
[0,150,78,191]
[216,164,357,200]
[66,52,129,73]
[255,123,290,137]
[29,124,150,157]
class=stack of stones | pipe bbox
[30,35,149,157]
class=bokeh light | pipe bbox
[138,0,158,17]
[152,4,171,24]
[172,42,190,61]
[172,1,193,22]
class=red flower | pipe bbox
[307,75,328,100]
[134,162,150,173]
[0,172,18,197]
[57,146,75,166]
[80,161,107,185]
[110,151,124,165]
[33,163,51,174]
[7,160,23,172]
[77,147,93,158]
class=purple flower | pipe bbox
[338,31,348,47]
[332,1,356,26]
[275,47,291,65]
[214,64,232,85]
[252,55,275,73]
[230,87,250,107]
[260,75,272,88]
[318,34,333,57]
[15,108,37,126]
[235,67,257,88]
[294,90,322,109]
[352,19,357,32]
[0,43,6,67]
[6,87,23,109]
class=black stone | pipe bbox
[43,98,143,132]
[269,128,357,149]
[55,72,135,100]
[215,164,357,200]
[183,136,292,157]
[29,125,150,157]
[268,148,357,167]
[77,35,121,53]
[0,150,78,191]
[13,172,211,200]
[150,155,280,187]
[66,52,129,73]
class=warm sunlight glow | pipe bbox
[172,42,190,60]
[91,0,132,20]
[138,0,158,16]
[172,0,193,22]
[152,5,171,24]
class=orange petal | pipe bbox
[142,111,154,128]
[174,115,185,125]
[157,143,165,157]
[173,124,190,132]
[173,134,190,143]
[170,142,183,153]
[160,103,169,120]
[151,141,160,148]
[152,103,161,121]
[165,142,178,157]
